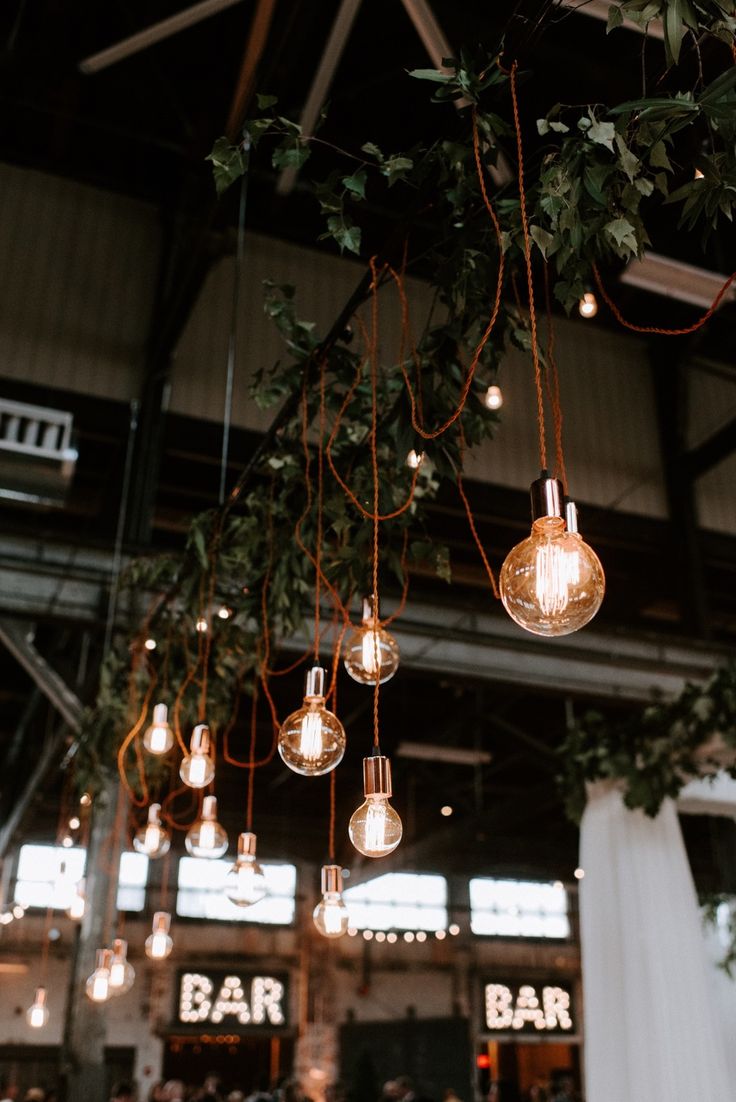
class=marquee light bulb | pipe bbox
[484,384,503,411]
[143,702,174,756]
[278,667,345,776]
[224,833,268,907]
[108,937,135,996]
[26,987,49,1029]
[185,795,228,859]
[344,596,400,686]
[66,878,86,921]
[145,911,173,960]
[133,803,171,859]
[349,755,403,858]
[500,476,604,637]
[180,724,216,789]
[578,291,598,319]
[86,948,113,1003]
[313,865,350,939]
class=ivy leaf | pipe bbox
[407,67,451,83]
[530,225,557,259]
[272,142,310,170]
[615,134,640,182]
[435,545,452,583]
[604,216,639,252]
[342,170,367,199]
[325,216,362,254]
[607,3,624,30]
[587,118,616,152]
[205,137,245,196]
[650,140,673,171]
[381,155,414,186]
[361,142,384,162]
[256,93,278,109]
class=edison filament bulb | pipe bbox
[313,864,350,938]
[185,795,228,859]
[133,803,171,859]
[180,723,216,789]
[108,937,135,996]
[145,911,173,960]
[349,754,403,858]
[26,987,49,1029]
[578,291,598,319]
[86,948,113,1003]
[224,832,268,907]
[500,477,604,637]
[143,702,174,755]
[278,667,346,776]
[484,384,503,411]
[66,878,86,921]
[344,596,400,686]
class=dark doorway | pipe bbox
[163,1034,294,1096]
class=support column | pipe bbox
[60,772,125,1101]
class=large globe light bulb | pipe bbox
[86,948,113,1003]
[133,803,171,859]
[26,987,49,1029]
[349,755,403,858]
[180,724,216,789]
[145,911,173,961]
[108,937,135,996]
[344,596,400,686]
[143,702,174,755]
[185,795,228,859]
[313,865,350,938]
[500,476,604,637]
[278,667,345,776]
[224,832,268,907]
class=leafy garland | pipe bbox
[74,11,736,836]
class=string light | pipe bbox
[145,912,173,960]
[66,879,86,921]
[80,793,92,808]
[405,449,425,469]
[86,948,113,1003]
[185,795,228,859]
[108,938,135,996]
[578,291,598,319]
[195,618,208,633]
[349,754,402,858]
[574,867,585,880]
[312,865,349,939]
[217,606,232,620]
[133,803,171,859]
[68,816,81,831]
[278,667,345,777]
[26,987,49,1029]
[484,384,503,410]
[448,924,460,936]
[144,637,157,651]
[224,833,268,907]
[143,703,174,756]
[180,724,216,789]
[440,805,453,817]
[343,596,400,686]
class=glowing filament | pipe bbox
[364,801,391,854]
[144,824,162,853]
[199,820,216,851]
[534,543,571,616]
[90,972,109,1002]
[299,711,323,762]
[187,755,208,787]
[322,897,345,935]
[149,932,169,959]
[148,725,169,753]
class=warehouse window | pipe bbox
[469,877,569,938]
[14,844,148,912]
[343,872,448,931]
[176,857,296,924]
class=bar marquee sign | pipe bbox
[178,971,287,1028]
[484,982,573,1034]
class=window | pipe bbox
[176,857,296,925]
[469,878,569,938]
[342,872,448,931]
[14,844,148,913]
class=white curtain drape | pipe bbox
[579,782,732,1101]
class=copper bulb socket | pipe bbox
[321,864,343,894]
[190,724,211,754]
[530,475,564,521]
[363,754,392,798]
[304,666,326,700]
[237,831,257,858]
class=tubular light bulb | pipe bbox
[313,865,349,939]
[66,878,86,921]
[578,292,598,319]
[500,477,604,636]
[344,597,400,686]
[143,703,174,755]
[26,987,49,1029]
[108,938,135,996]
[278,667,346,776]
[145,911,173,960]
[179,724,215,789]
[349,755,403,858]
[86,948,113,1003]
[133,803,171,859]
[224,832,268,907]
[185,795,228,859]
[484,384,503,410]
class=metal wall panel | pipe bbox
[0,163,160,400]
[687,364,736,535]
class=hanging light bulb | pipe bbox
[145,911,173,960]
[349,754,403,858]
[108,938,135,996]
[185,795,228,859]
[85,948,113,1003]
[278,667,345,777]
[224,832,268,907]
[26,987,49,1029]
[484,384,503,411]
[344,596,400,686]
[406,449,425,470]
[179,724,216,789]
[313,865,350,939]
[578,291,598,319]
[500,474,605,636]
[66,878,86,921]
[143,703,174,756]
[133,803,171,859]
